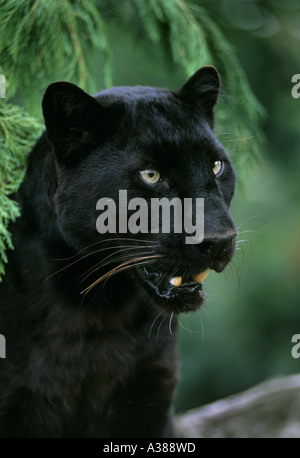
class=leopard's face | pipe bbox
[43,66,236,314]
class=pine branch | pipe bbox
[0,101,42,280]
[190,4,265,174]
[131,0,213,73]
[0,0,113,106]
[0,0,114,278]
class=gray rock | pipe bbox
[176,373,300,438]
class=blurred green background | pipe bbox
[2,0,300,414]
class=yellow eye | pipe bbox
[139,169,161,184]
[212,160,223,176]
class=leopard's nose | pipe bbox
[200,232,237,259]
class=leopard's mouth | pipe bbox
[139,266,211,313]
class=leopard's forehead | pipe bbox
[94,85,171,104]
[94,84,205,139]
[94,84,222,166]
[94,85,189,123]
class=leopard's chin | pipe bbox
[138,266,210,313]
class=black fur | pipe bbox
[0,66,236,437]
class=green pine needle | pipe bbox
[0,101,42,280]
[0,0,113,107]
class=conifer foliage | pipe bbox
[0,103,41,278]
[0,0,264,279]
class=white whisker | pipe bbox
[169,311,174,335]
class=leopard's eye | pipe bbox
[212,160,223,177]
[139,169,161,184]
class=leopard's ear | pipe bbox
[42,82,104,165]
[178,66,220,127]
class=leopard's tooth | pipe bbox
[170,276,182,287]
[193,268,210,284]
